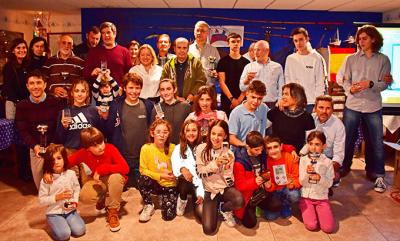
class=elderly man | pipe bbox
[240,40,284,108]
[42,34,85,99]
[74,26,101,60]
[156,34,175,67]
[84,21,132,86]
[243,42,256,62]
[161,37,207,103]
[189,20,220,86]
[285,27,326,113]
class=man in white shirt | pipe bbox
[189,21,220,86]
[285,27,326,113]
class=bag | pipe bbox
[249,186,268,207]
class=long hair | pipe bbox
[282,83,307,109]
[179,119,200,159]
[147,119,172,155]
[138,44,158,65]
[201,120,229,163]
[69,79,91,106]
[42,144,68,174]
[28,37,49,58]
[356,25,383,52]
[193,85,217,115]
[8,38,28,65]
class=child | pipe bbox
[39,144,85,241]
[234,131,274,229]
[138,119,177,222]
[263,136,301,220]
[171,119,204,217]
[299,130,335,233]
[92,69,120,108]
[68,127,129,232]
[196,120,243,235]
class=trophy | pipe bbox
[207,56,217,71]
[307,152,321,184]
[37,124,48,154]
[159,56,167,67]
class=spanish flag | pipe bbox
[329,47,355,82]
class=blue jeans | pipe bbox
[263,188,300,220]
[47,210,85,241]
[342,108,385,176]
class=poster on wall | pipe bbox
[209,26,244,47]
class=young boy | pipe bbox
[68,127,129,232]
[263,136,301,220]
[92,69,120,108]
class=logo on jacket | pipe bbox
[69,112,92,130]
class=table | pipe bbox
[0,118,15,150]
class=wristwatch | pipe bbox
[369,81,374,88]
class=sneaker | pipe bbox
[374,177,386,193]
[139,204,155,223]
[220,210,236,227]
[95,194,106,215]
[107,208,121,232]
[280,205,292,219]
[176,196,188,216]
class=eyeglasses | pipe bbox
[154,131,169,136]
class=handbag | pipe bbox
[249,186,268,207]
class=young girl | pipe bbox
[92,69,120,108]
[39,144,85,241]
[138,119,177,222]
[299,130,335,233]
[171,119,204,217]
[196,120,243,235]
[57,79,103,150]
[186,86,228,140]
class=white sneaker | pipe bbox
[220,210,236,227]
[374,177,386,193]
[139,204,155,223]
[176,196,188,216]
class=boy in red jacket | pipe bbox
[68,127,129,232]
[263,136,301,220]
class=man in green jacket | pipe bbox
[161,37,207,104]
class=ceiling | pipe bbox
[1,0,400,14]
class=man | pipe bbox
[106,73,153,188]
[161,37,207,103]
[300,95,345,187]
[84,22,132,86]
[285,27,326,112]
[189,21,220,86]
[15,70,65,189]
[229,80,269,149]
[42,34,85,99]
[341,25,391,193]
[240,40,284,109]
[74,26,101,60]
[217,33,249,116]
[156,34,175,67]
[243,42,256,62]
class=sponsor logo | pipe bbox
[69,112,92,130]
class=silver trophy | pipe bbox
[159,56,167,67]
[207,56,217,71]
[37,124,48,154]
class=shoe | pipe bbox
[374,177,386,193]
[176,196,188,216]
[107,208,121,232]
[263,210,279,221]
[280,205,292,219]
[220,210,236,227]
[96,194,106,215]
[139,204,155,223]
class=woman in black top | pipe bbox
[267,83,315,153]
[28,37,49,71]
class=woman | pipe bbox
[127,40,140,67]
[56,79,103,151]
[129,44,163,102]
[28,36,49,71]
[2,38,29,119]
[267,83,315,153]
[186,86,228,140]
[196,120,243,235]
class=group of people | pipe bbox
[1,18,393,240]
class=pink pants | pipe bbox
[299,197,335,233]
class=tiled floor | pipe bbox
[0,157,399,241]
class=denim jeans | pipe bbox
[47,210,85,241]
[342,108,385,176]
[263,187,300,220]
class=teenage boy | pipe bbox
[229,80,268,149]
[15,70,65,189]
[263,136,301,220]
[106,72,153,188]
[69,127,129,232]
[217,33,249,116]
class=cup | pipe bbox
[100,60,107,73]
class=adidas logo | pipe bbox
[69,112,92,130]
